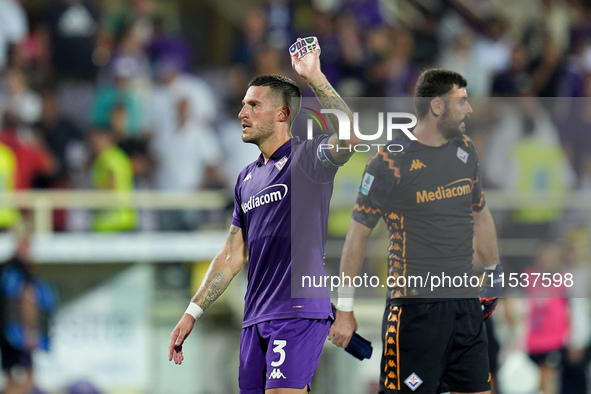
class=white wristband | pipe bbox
[184,302,204,320]
[336,286,355,312]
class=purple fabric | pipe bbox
[239,318,330,393]
[232,136,336,327]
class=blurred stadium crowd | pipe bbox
[0,0,590,232]
[1,0,591,393]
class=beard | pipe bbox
[242,121,274,146]
[438,108,467,140]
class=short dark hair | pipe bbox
[248,75,302,122]
[414,69,467,119]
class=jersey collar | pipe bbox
[256,139,292,166]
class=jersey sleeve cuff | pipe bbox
[316,136,344,168]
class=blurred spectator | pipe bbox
[38,0,100,82]
[0,112,56,190]
[90,57,143,139]
[88,128,137,232]
[554,36,588,98]
[522,0,572,63]
[0,229,57,394]
[339,0,386,32]
[485,99,575,237]
[384,27,419,98]
[100,0,154,63]
[366,27,417,97]
[557,81,591,185]
[230,7,268,71]
[265,0,293,52]
[150,57,217,140]
[486,98,575,275]
[0,0,28,71]
[146,16,192,73]
[528,33,564,97]
[492,44,531,96]
[411,12,441,67]
[0,66,43,127]
[97,20,153,106]
[34,89,84,231]
[438,30,492,97]
[0,141,20,229]
[152,97,225,231]
[333,13,366,92]
[524,242,569,394]
[560,227,591,394]
[254,47,283,77]
[35,89,83,189]
[38,0,101,131]
[474,15,513,74]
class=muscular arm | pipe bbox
[329,219,373,348]
[307,73,361,164]
[291,48,361,164]
[191,225,248,310]
[339,219,373,279]
[473,205,500,268]
[169,224,248,364]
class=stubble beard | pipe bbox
[242,121,275,147]
[438,108,466,140]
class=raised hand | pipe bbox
[290,38,322,82]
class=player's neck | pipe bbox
[259,128,291,164]
[412,121,447,147]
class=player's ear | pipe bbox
[430,98,443,117]
[277,106,291,123]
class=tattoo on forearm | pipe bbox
[309,80,353,140]
[198,272,226,310]
[230,225,239,235]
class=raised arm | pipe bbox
[168,224,248,365]
[291,44,361,163]
[328,219,373,348]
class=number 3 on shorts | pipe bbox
[271,340,287,367]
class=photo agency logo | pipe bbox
[303,108,418,152]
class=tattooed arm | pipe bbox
[190,225,247,309]
[291,46,360,163]
[169,224,248,364]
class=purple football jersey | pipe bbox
[232,135,338,327]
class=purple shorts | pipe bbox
[239,318,330,394]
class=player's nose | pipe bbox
[465,101,473,116]
[238,105,248,119]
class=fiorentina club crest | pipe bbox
[456,147,469,164]
[275,156,288,171]
[404,373,423,391]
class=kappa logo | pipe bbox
[243,172,252,182]
[269,368,287,379]
[404,373,423,391]
[409,159,426,171]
